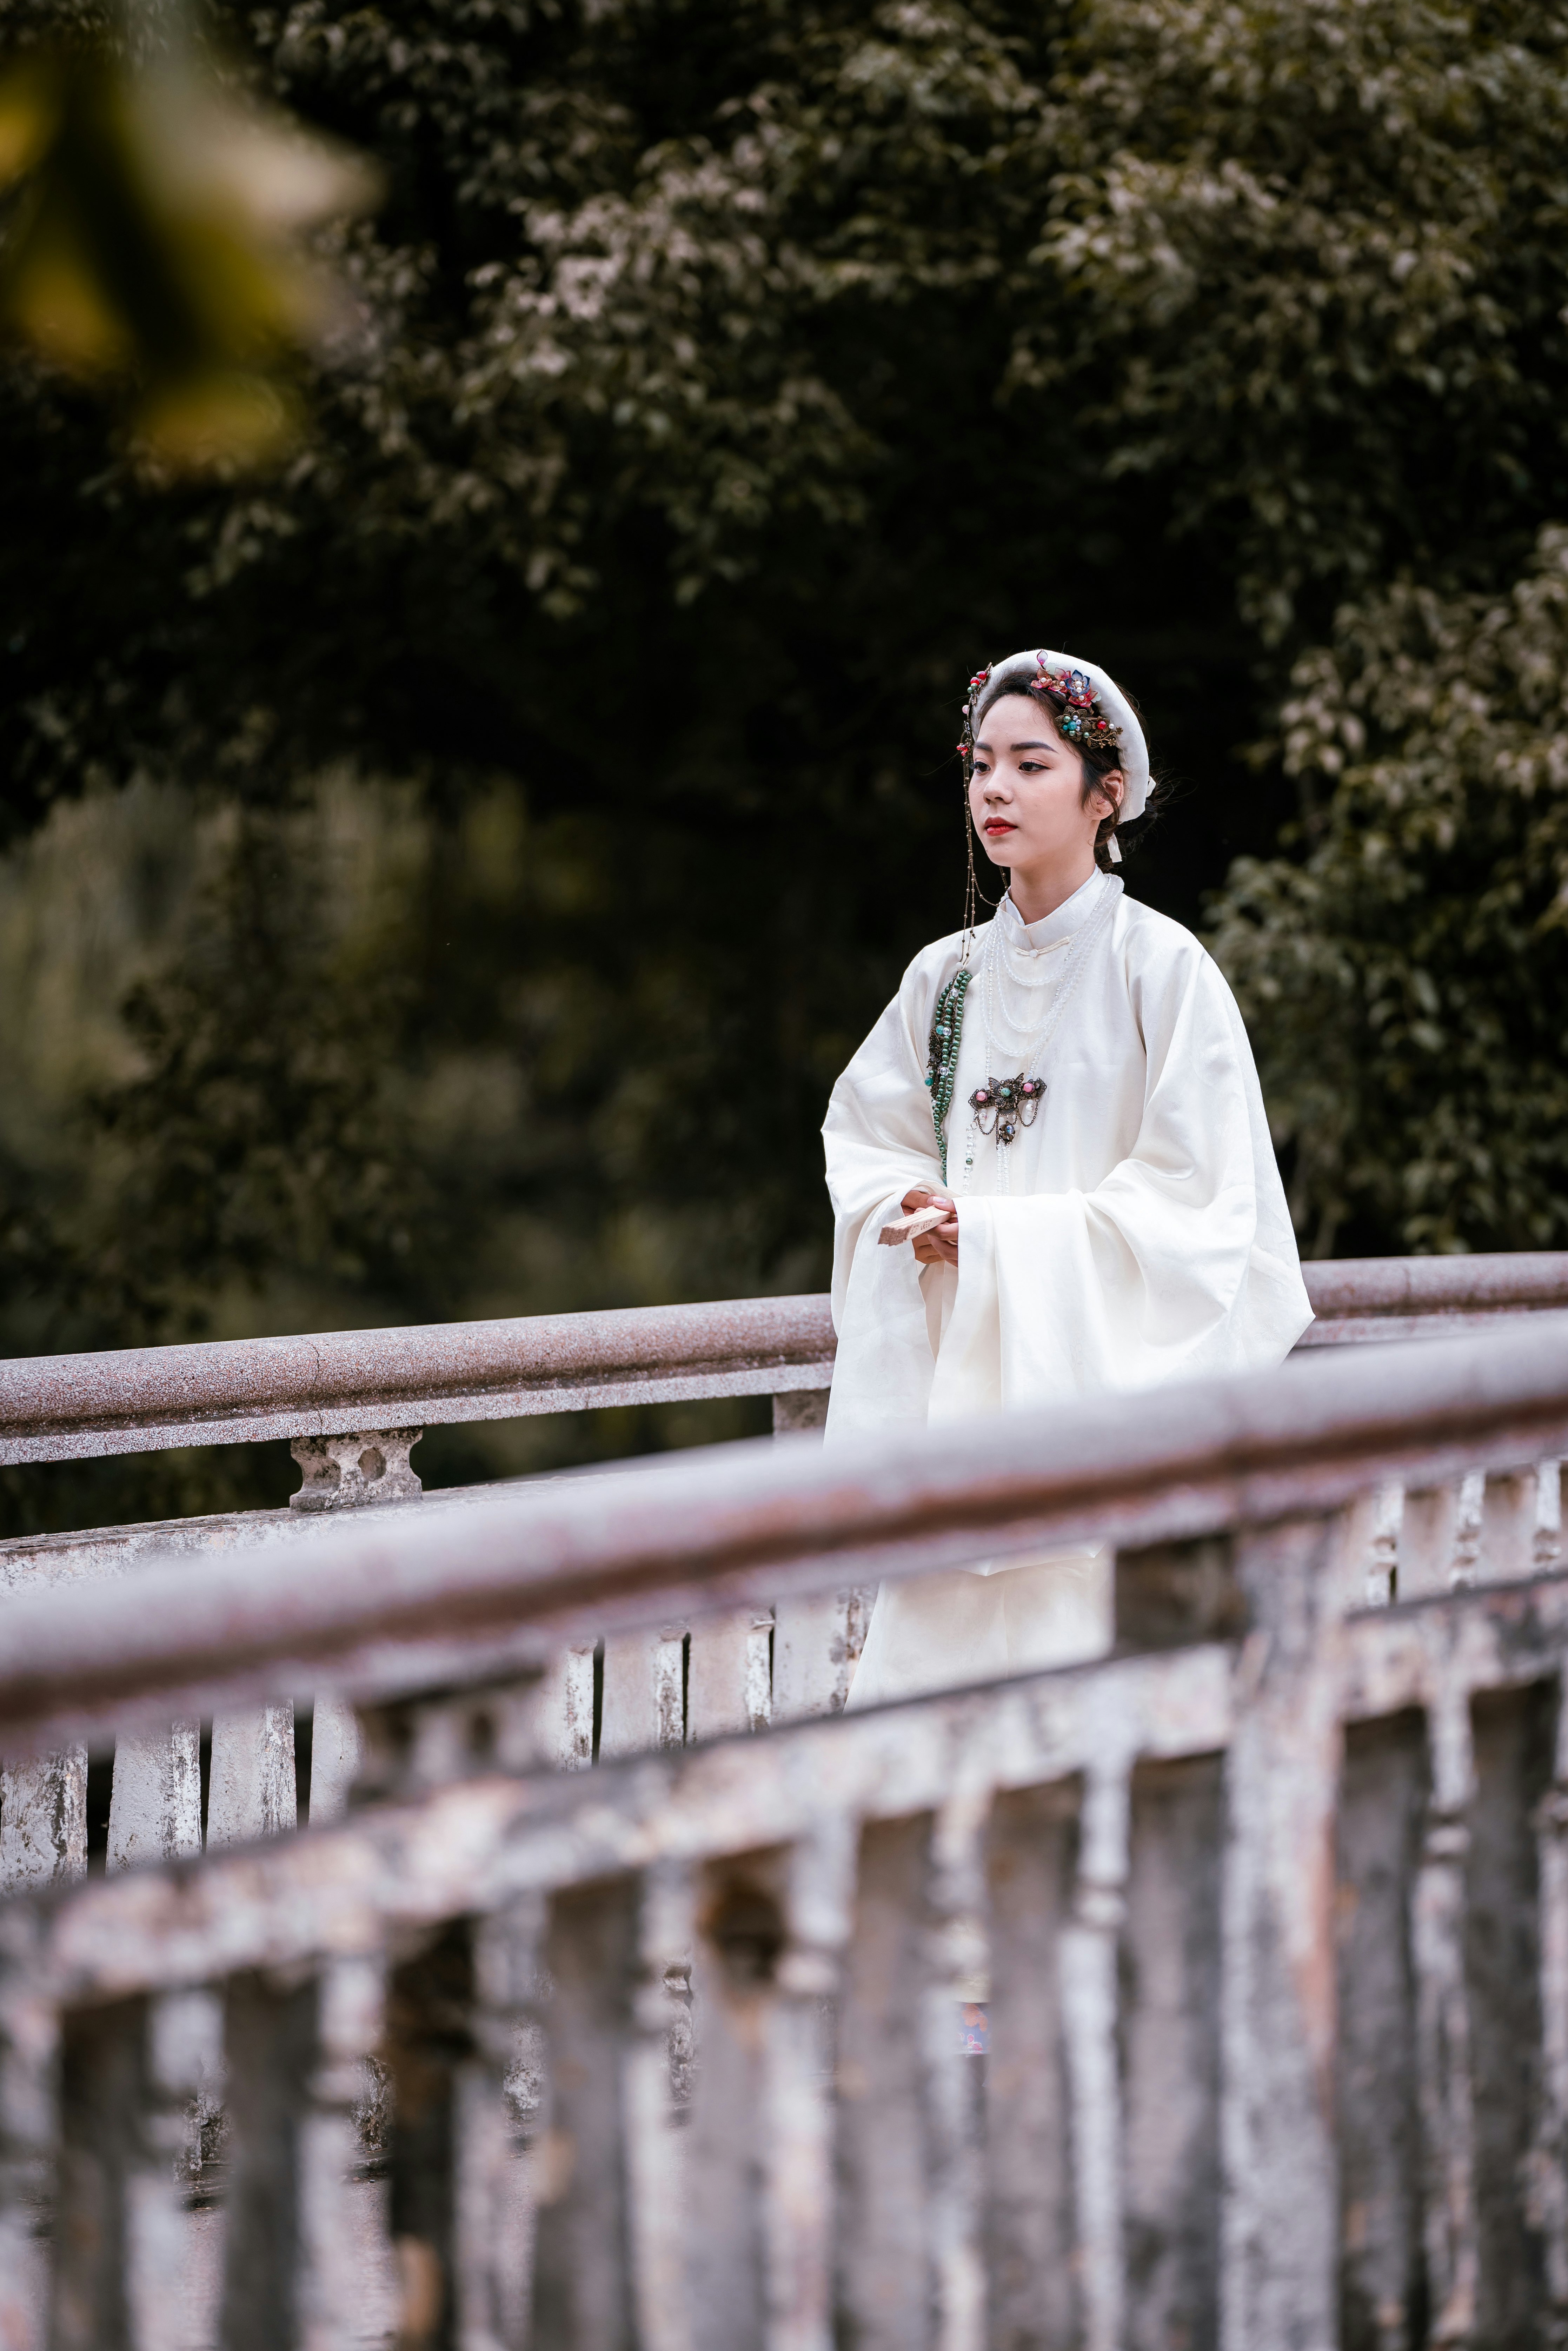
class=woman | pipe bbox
[823,647,1312,1708]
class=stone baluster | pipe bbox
[0,1751,86,1894]
[1335,1705,1427,2341]
[1480,1467,1540,1583]
[836,1811,937,2346]
[1531,1676,1568,2335]
[687,1609,775,1742]
[298,1955,389,2351]
[625,1864,696,2351]
[1220,1512,1345,2351]
[106,1722,201,1874]
[0,1911,56,2351]
[125,1989,224,2347]
[530,1878,643,2344]
[1450,1470,1486,1587]
[771,1391,830,1437]
[1060,1747,1134,2351]
[287,1429,424,1513]
[455,1896,547,2351]
[688,1853,805,2351]
[1411,1682,1480,2341]
[47,1997,154,2351]
[984,1777,1079,2345]
[1536,1459,1563,1571]
[1399,1481,1462,1599]
[206,1701,297,1849]
[530,1644,597,1772]
[760,1820,856,2351]
[216,1967,318,2350]
[772,1589,873,1722]
[1348,1477,1405,1607]
[599,1628,687,1760]
[1120,1752,1228,2348]
[921,1780,993,2351]
[305,1693,363,1826]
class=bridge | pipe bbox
[2,1254,1567,2346]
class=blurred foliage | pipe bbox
[0,771,788,1527]
[9,0,1567,817]
[0,9,377,464]
[1211,525,1568,1258]
[2,0,1568,1529]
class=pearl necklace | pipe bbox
[956,878,1122,1194]
[981,925,1071,1065]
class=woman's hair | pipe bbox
[971,675,1167,869]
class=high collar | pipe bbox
[997,865,1108,952]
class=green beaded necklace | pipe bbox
[922,656,997,1182]
[925,964,972,1181]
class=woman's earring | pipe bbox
[963,782,1001,945]
[963,789,982,950]
[957,675,1002,958]
[1107,833,1123,865]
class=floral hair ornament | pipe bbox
[1030,659,1121,755]
[959,645,1150,821]
[957,665,993,766]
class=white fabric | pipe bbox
[822,870,1312,1706]
[976,648,1151,819]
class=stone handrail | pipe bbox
[0,1294,839,1464]
[4,1314,1568,2350]
[4,1311,1568,1759]
[2,1254,1565,1899]
[2,1251,1567,1465]
[5,1257,1567,1896]
[1298,1247,1568,1335]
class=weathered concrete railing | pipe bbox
[4,1254,1567,1901]
[2,1318,1568,2346]
[0,1295,843,1895]
[0,1293,844,1464]
[4,1255,1567,1468]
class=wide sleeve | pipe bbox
[820,949,953,1439]
[930,948,1312,1418]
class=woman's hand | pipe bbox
[902,1183,959,1265]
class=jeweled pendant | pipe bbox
[970,1074,1044,1140]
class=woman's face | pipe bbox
[968,692,1120,869]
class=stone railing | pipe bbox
[3,1255,1567,1900]
[2,1314,1568,2346]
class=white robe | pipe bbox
[822,869,1312,1705]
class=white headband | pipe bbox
[976,648,1151,823]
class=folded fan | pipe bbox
[878,1203,951,1246]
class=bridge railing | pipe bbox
[2,1315,1568,2346]
[6,1254,1568,1471]
[3,1254,1567,1900]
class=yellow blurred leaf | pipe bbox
[0,37,380,471]
[166,98,381,233]
[136,369,298,470]
[1,207,133,372]
[0,60,58,188]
